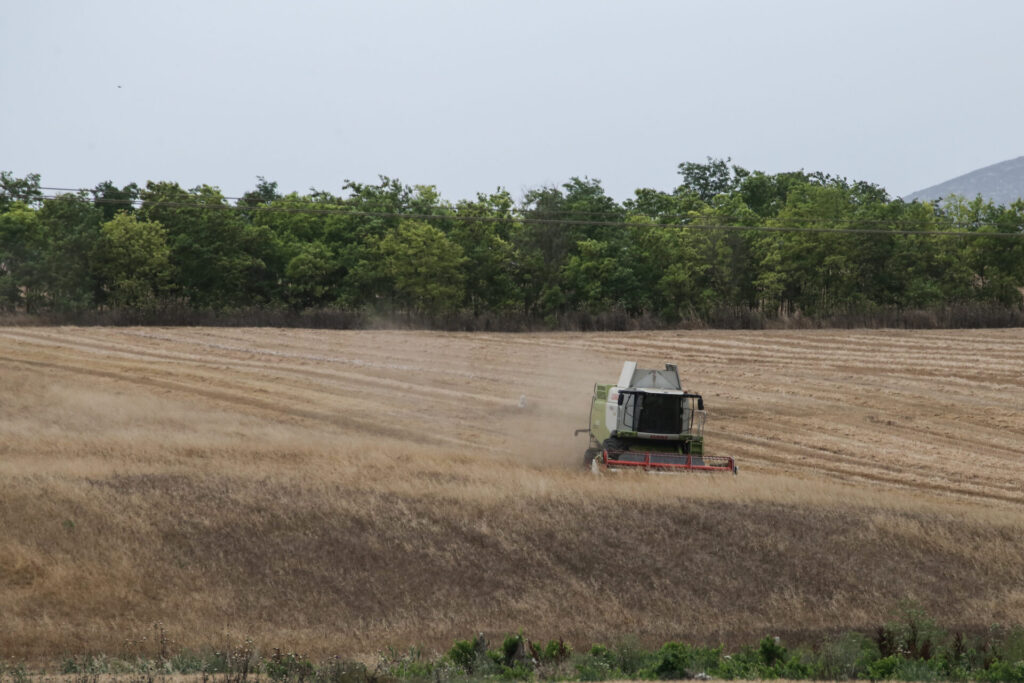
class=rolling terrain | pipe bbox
[2,327,1024,661]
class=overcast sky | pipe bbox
[3,1,1023,203]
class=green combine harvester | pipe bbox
[575,361,737,474]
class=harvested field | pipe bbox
[2,327,1024,661]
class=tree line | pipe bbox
[1,159,1023,328]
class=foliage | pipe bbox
[94,212,172,308]
[19,614,1024,682]
[378,219,466,315]
[0,171,42,211]
[816,630,880,679]
[447,636,481,673]
[640,641,722,679]
[1,164,1023,325]
[265,650,316,681]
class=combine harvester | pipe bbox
[576,361,737,474]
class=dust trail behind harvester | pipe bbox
[482,335,619,469]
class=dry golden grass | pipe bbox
[2,327,1024,661]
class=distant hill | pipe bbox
[904,155,1024,205]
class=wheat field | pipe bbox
[2,326,1024,661]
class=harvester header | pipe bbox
[575,361,736,474]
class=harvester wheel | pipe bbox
[602,437,627,455]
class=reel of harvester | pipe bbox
[574,361,737,475]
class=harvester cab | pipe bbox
[575,361,737,474]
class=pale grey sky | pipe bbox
[3,0,1023,202]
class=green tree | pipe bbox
[92,180,139,221]
[515,177,625,316]
[622,189,709,316]
[688,194,761,312]
[737,170,810,218]
[238,176,281,211]
[324,176,427,308]
[758,178,896,314]
[0,203,44,311]
[677,157,745,202]
[38,193,104,311]
[378,219,466,315]
[644,225,707,319]
[94,212,171,308]
[283,241,338,309]
[139,182,270,308]
[886,199,973,309]
[561,238,640,314]
[946,196,1024,306]
[243,189,328,305]
[0,171,42,212]
[450,190,519,314]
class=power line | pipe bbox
[35,183,1015,228]
[37,183,1021,228]
[31,190,1024,239]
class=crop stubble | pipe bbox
[1,327,1023,659]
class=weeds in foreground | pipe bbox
[12,605,1024,682]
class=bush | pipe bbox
[613,636,658,676]
[318,657,378,683]
[167,650,207,673]
[498,661,533,680]
[643,642,699,680]
[377,647,435,680]
[868,654,902,680]
[892,657,943,681]
[446,638,479,674]
[758,636,787,668]
[540,639,571,663]
[501,634,525,667]
[37,614,1024,683]
[886,601,945,660]
[264,650,315,681]
[995,628,1024,665]
[574,645,618,681]
[816,631,880,679]
[979,659,1024,683]
[715,646,770,680]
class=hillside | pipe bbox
[904,155,1024,205]
[2,327,1024,661]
